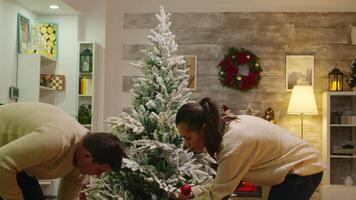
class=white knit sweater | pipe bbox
[0,103,88,200]
[192,115,326,200]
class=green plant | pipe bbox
[348,59,356,88]
[77,104,92,124]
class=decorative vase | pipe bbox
[344,176,354,186]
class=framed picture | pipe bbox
[31,22,58,60]
[286,55,314,91]
[183,55,197,90]
[17,14,30,53]
[50,75,65,91]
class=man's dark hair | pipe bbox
[82,132,124,172]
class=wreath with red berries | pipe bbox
[218,47,263,90]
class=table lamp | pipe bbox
[287,85,318,138]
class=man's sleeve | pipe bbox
[0,127,65,200]
[193,138,256,200]
[57,174,85,200]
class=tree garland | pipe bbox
[218,47,263,90]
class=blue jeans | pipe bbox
[268,172,323,200]
[0,172,45,200]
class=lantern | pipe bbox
[80,48,93,73]
[328,66,344,91]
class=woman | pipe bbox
[173,97,325,200]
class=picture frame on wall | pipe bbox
[286,54,314,91]
[31,22,58,60]
[183,55,197,90]
[17,13,30,53]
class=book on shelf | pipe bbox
[79,77,93,95]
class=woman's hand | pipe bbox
[169,192,194,200]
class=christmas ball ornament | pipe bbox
[180,184,192,195]
[218,47,263,90]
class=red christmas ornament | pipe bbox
[180,184,192,196]
[236,181,258,192]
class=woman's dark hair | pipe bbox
[82,132,124,172]
[175,97,223,158]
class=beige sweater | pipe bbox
[192,115,326,200]
[0,102,88,200]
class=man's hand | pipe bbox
[169,191,194,200]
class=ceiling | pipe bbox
[16,0,77,15]
[14,0,356,15]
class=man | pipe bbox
[0,102,124,200]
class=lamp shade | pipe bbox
[287,85,318,115]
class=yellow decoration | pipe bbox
[43,33,49,39]
[31,23,58,60]
[50,34,56,41]
[47,42,53,48]
[47,27,54,34]
[40,26,47,34]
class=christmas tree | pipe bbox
[86,6,215,200]
[348,58,356,89]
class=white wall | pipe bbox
[63,0,106,131]
[0,0,79,117]
[38,14,79,116]
[116,0,356,12]
[0,0,36,104]
[0,0,5,104]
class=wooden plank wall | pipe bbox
[122,12,356,159]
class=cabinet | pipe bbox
[77,42,97,131]
[17,54,56,104]
[322,92,356,185]
[17,53,60,196]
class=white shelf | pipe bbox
[328,91,356,96]
[39,180,53,185]
[330,124,356,127]
[40,86,56,91]
[41,55,56,64]
[80,72,93,75]
[322,92,356,186]
[77,42,97,132]
[330,155,356,159]
[18,53,57,104]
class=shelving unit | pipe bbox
[77,42,97,131]
[17,53,57,104]
[17,53,60,196]
[322,92,356,185]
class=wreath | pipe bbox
[218,47,263,90]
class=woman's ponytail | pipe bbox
[199,97,223,158]
[176,97,223,158]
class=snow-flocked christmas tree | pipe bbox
[86,6,215,200]
[348,58,356,89]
